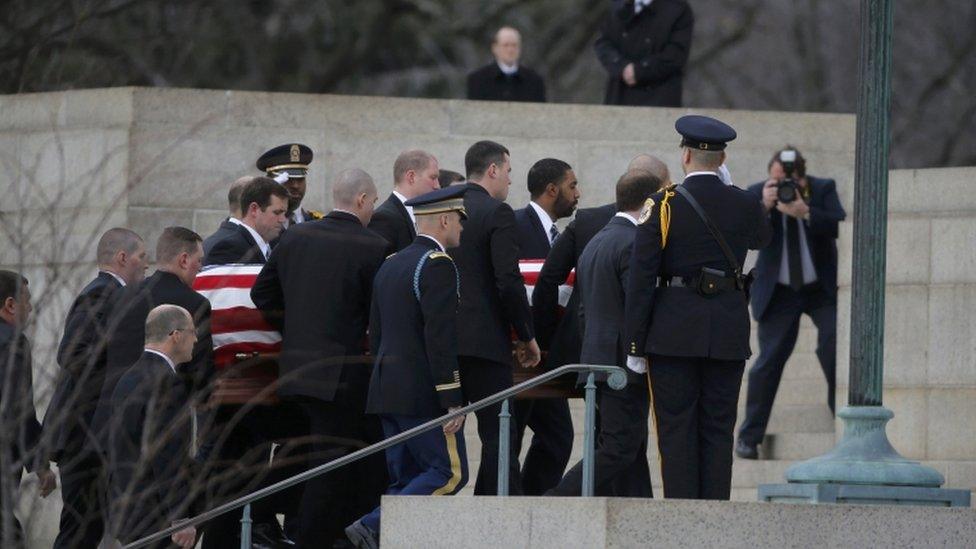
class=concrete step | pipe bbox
[762,432,835,460]
[759,404,834,434]
[731,458,794,487]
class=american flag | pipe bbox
[519,259,574,306]
[193,264,280,404]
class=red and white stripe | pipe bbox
[519,259,574,307]
[193,264,281,370]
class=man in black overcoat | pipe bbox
[594,0,694,107]
[252,168,390,548]
[625,115,771,500]
[45,228,147,548]
[467,27,546,103]
[449,140,540,495]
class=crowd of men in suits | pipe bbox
[0,112,844,548]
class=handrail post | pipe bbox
[240,503,252,549]
[582,372,597,496]
[497,398,511,496]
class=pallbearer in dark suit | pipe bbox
[45,228,148,548]
[625,116,771,500]
[257,143,325,227]
[451,141,540,495]
[346,186,469,549]
[368,149,441,252]
[511,158,579,495]
[550,170,661,497]
[252,168,390,549]
[105,305,198,549]
[0,271,57,545]
[736,147,846,459]
[202,177,248,257]
[203,176,288,266]
[533,154,670,369]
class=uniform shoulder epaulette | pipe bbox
[385,252,397,260]
[428,251,452,261]
[307,209,325,220]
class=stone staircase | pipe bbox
[459,317,835,498]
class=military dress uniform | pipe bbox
[624,115,771,499]
[348,187,469,548]
[256,143,325,227]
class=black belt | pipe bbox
[659,272,740,292]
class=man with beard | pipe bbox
[256,143,325,228]
[511,158,579,495]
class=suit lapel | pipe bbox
[391,194,417,237]
[525,205,552,253]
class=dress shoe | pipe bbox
[251,521,297,548]
[735,439,759,460]
[344,520,379,549]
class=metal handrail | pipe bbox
[125,363,627,548]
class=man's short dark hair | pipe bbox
[156,227,203,264]
[464,140,510,180]
[616,170,663,212]
[0,270,27,304]
[239,176,289,214]
[438,169,466,189]
[768,146,807,178]
[526,158,572,199]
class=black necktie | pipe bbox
[786,217,804,291]
[549,225,559,244]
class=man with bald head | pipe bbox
[369,150,441,252]
[252,168,391,547]
[467,26,546,103]
[46,227,147,548]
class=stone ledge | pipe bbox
[381,496,975,548]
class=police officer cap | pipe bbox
[675,115,737,151]
[405,186,468,220]
[256,143,313,178]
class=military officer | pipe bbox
[624,115,771,500]
[256,143,325,226]
[346,186,469,549]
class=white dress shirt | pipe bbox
[615,212,639,226]
[418,234,447,253]
[228,218,271,260]
[145,348,177,374]
[528,201,558,244]
[100,270,127,287]
[392,190,417,226]
[497,61,519,76]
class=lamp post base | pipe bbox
[758,406,971,507]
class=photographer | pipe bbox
[736,147,846,460]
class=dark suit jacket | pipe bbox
[368,193,416,253]
[203,221,265,266]
[747,176,846,320]
[594,0,694,107]
[449,183,534,365]
[94,271,212,439]
[514,204,552,260]
[578,216,637,373]
[0,320,44,473]
[106,351,194,542]
[252,211,389,402]
[202,218,235,257]
[533,203,616,367]
[366,237,463,416]
[466,63,547,103]
[625,175,771,361]
[44,272,124,460]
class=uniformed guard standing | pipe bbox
[256,143,325,226]
[624,115,771,500]
[346,186,469,549]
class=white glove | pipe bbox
[626,355,648,374]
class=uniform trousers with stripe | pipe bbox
[648,354,745,500]
[361,414,468,534]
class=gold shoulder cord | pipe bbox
[659,185,677,248]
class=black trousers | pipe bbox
[739,284,837,447]
[200,402,307,549]
[512,396,573,495]
[53,443,105,548]
[458,356,522,495]
[648,354,745,500]
[548,370,652,497]
[293,397,386,549]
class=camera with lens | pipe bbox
[776,150,799,204]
